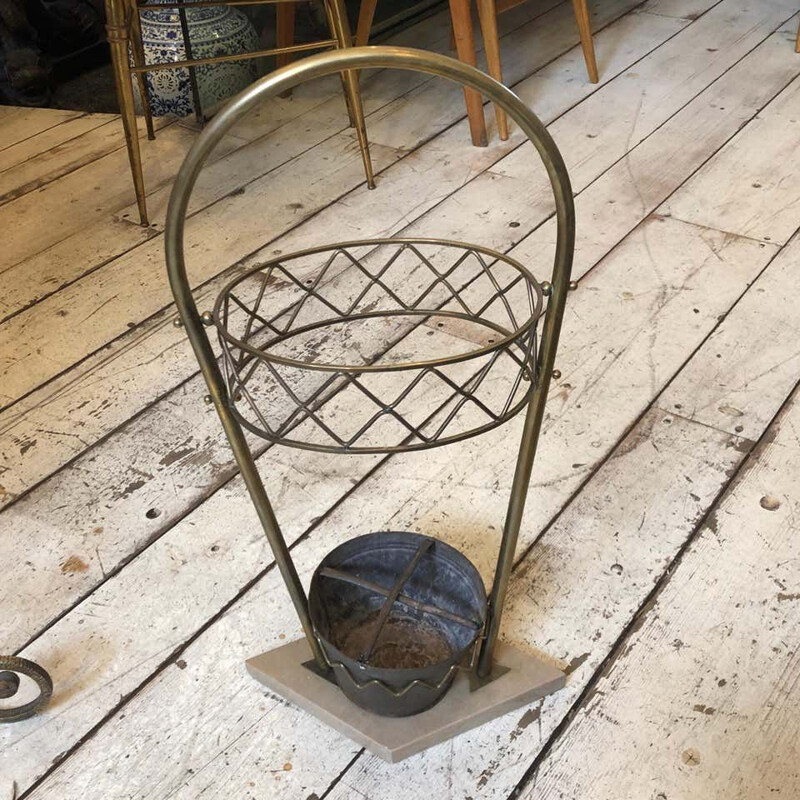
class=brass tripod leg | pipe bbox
[321,0,356,127]
[106,0,149,226]
[127,0,155,140]
[326,0,376,189]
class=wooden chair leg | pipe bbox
[276,1,296,69]
[475,0,508,140]
[796,17,799,53]
[448,0,488,147]
[571,0,598,84]
[355,0,378,46]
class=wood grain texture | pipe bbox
[0,113,115,173]
[0,0,649,389]
[0,4,682,504]
[0,3,718,663]
[0,116,171,207]
[1,2,799,798]
[521,388,800,800]
[659,231,800,440]
[665,73,800,244]
[17,416,745,800]
[509,16,799,295]
[0,124,244,295]
[4,214,774,796]
[0,108,85,151]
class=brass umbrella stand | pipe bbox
[165,46,575,761]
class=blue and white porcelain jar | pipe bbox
[134,2,260,118]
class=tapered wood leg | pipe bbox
[475,0,508,140]
[327,0,376,188]
[127,1,155,140]
[276,1,296,68]
[275,0,296,98]
[106,0,148,225]
[448,0,488,147]
[571,0,598,83]
[355,0,378,46]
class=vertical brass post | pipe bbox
[325,0,375,189]
[127,0,156,140]
[177,3,205,125]
[106,0,149,226]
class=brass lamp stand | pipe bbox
[105,0,375,226]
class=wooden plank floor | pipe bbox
[1,0,799,797]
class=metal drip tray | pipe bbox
[308,531,487,717]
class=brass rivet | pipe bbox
[172,318,183,328]
[201,311,214,326]
[203,395,213,405]
[541,281,552,296]
[569,280,578,291]
[552,369,561,380]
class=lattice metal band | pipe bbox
[213,238,542,453]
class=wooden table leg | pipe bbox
[475,0,508,140]
[276,1,296,68]
[355,0,378,46]
[448,0,488,147]
[572,0,598,83]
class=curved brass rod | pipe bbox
[165,46,575,676]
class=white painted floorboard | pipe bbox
[1,0,799,797]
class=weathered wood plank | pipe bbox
[0,4,710,659]
[0,113,115,174]
[521,388,800,800]
[489,1,797,195]
[507,14,799,289]
[4,214,774,796]
[0,115,172,206]
[643,0,718,17]
[659,231,800,440]
[14,412,745,798]
[0,134,402,407]
[0,0,790,398]
[0,108,84,151]
[0,0,578,321]
[0,123,244,286]
[665,73,800,244]
[0,0,685,500]
[2,0,792,659]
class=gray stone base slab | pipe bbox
[246,638,565,763]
